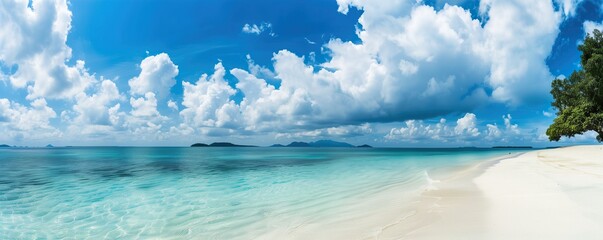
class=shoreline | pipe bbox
[372,151,525,239]
[261,150,526,239]
[403,145,603,239]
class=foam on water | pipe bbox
[0,147,524,239]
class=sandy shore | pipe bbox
[256,146,603,239]
[406,145,603,240]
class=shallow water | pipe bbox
[0,147,525,239]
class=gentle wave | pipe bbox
[0,147,523,239]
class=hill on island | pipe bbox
[191,142,256,147]
[356,144,373,148]
[272,140,372,148]
[0,144,10,148]
[192,140,372,148]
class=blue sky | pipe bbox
[0,0,602,146]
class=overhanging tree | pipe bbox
[547,29,603,142]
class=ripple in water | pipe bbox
[0,147,521,239]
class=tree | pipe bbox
[547,29,603,142]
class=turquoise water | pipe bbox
[0,147,525,239]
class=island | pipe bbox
[271,140,371,148]
[285,141,312,147]
[191,142,256,147]
[193,140,373,148]
[0,144,10,148]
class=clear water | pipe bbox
[0,147,525,239]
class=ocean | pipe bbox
[0,147,526,239]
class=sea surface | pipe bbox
[0,147,526,239]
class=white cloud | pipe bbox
[0,98,60,141]
[554,0,585,17]
[245,54,277,80]
[454,113,480,137]
[484,114,522,142]
[224,4,491,131]
[130,92,162,118]
[242,22,275,36]
[276,123,373,139]
[386,114,481,142]
[330,0,564,111]
[72,80,121,126]
[167,100,178,111]
[584,20,603,36]
[386,118,452,142]
[221,0,563,133]
[485,123,502,139]
[128,53,178,99]
[481,0,560,104]
[208,0,562,134]
[385,113,529,144]
[0,0,94,99]
[123,93,171,141]
[0,0,585,145]
[543,107,555,117]
[59,79,127,142]
[503,114,520,134]
[180,62,241,130]
[304,37,316,44]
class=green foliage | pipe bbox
[547,29,603,142]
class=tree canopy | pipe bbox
[547,29,603,142]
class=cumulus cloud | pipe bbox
[276,123,373,139]
[584,20,603,36]
[71,80,121,126]
[386,113,526,144]
[63,53,177,141]
[128,53,178,99]
[481,0,560,104]
[180,62,241,131]
[59,79,126,141]
[203,0,563,134]
[484,114,522,141]
[125,92,168,139]
[242,22,275,36]
[0,98,60,141]
[0,0,582,145]
[454,113,480,137]
[130,92,162,118]
[386,114,481,142]
[0,0,94,99]
[167,100,178,111]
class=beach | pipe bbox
[406,145,603,239]
[240,146,603,239]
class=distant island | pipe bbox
[0,144,10,148]
[191,140,372,148]
[271,140,372,148]
[492,146,533,149]
[191,142,256,147]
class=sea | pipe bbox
[0,147,527,239]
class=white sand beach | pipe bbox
[258,146,603,240]
[407,145,603,240]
